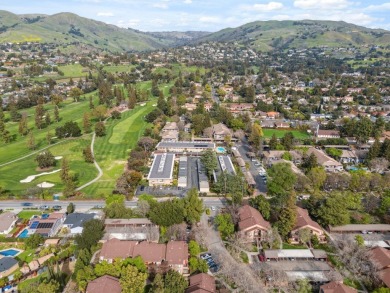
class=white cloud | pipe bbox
[366,2,390,11]
[117,19,140,28]
[199,16,221,23]
[294,0,352,10]
[183,0,192,3]
[253,2,284,11]
[152,2,169,9]
[97,12,114,17]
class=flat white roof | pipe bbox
[364,241,390,248]
[265,249,314,258]
[286,271,329,282]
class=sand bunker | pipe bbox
[55,156,63,160]
[37,182,55,188]
[20,169,61,183]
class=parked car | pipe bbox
[21,202,33,207]
[52,205,62,211]
[39,205,49,210]
[200,253,212,260]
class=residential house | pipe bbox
[99,238,189,275]
[33,213,66,237]
[186,273,216,293]
[0,212,17,235]
[161,122,179,142]
[316,129,341,139]
[339,150,359,165]
[62,213,98,235]
[370,246,390,287]
[306,148,343,172]
[86,275,122,293]
[225,103,254,114]
[320,281,357,293]
[211,123,232,142]
[0,257,18,278]
[238,205,271,243]
[290,207,326,244]
[104,219,159,242]
[263,150,302,166]
[266,111,280,119]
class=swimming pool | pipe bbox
[18,229,29,239]
[216,147,226,153]
[0,249,21,257]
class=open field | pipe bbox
[262,129,310,139]
[0,137,97,195]
[103,64,136,73]
[82,99,155,197]
[17,210,42,220]
[0,92,99,165]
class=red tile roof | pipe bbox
[186,273,216,293]
[166,241,188,266]
[320,281,357,293]
[238,205,271,232]
[133,241,166,263]
[100,239,188,266]
[86,275,121,293]
[100,238,136,260]
[293,207,323,233]
[370,246,390,270]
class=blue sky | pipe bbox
[3,0,390,32]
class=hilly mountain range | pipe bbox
[198,20,390,51]
[1,10,389,52]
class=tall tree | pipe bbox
[27,131,36,150]
[184,188,204,224]
[82,112,92,133]
[249,123,264,152]
[276,195,297,239]
[119,265,147,293]
[18,112,29,136]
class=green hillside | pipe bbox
[0,10,167,51]
[196,20,390,51]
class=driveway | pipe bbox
[200,213,265,293]
[236,138,267,194]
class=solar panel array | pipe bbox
[30,221,39,229]
[219,156,226,172]
[37,222,54,229]
[158,153,167,173]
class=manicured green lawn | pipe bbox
[17,210,42,220]
[282,242,307,249]
[82,99,155,197]
[18,272,48,291]
[103,64,136,73]
[58,64,88,78]
[263,129,310,139]
[0,91,99,165]
[16,248,36,263]
[0,137,97,195]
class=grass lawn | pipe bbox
[103,64,136,73]
[58,64,88,78]
[18,210,42,220]
[262,128,310,139]
[282,242,308,249]
[0,137,97,195]
[16,248,36,263]
[81,99,155,197]
[0,91,100,165]
[18,272,48,291]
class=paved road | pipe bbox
[0,198,227,211]
[76,132,103,191]
[236,138,267,194]
[201,213,264,292]
[211,86,220,105]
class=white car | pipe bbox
[211,206,216,211]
